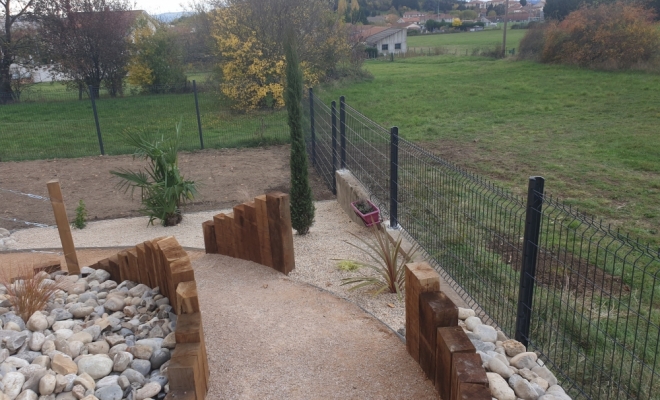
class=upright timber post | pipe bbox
[47,180,80,274]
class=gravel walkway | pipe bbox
[195,254,438,399]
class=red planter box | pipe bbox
[351,199,381,227]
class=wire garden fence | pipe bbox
[0,82,290,162]
[306,89,660,400]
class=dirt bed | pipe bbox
[0,145,333,231]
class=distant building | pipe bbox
[364,28,407,55]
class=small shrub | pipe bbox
[111,123,197,227]
[71,199,87,230]
[337,260,361,271]
[340,226,418,299]
[0,264,62,322]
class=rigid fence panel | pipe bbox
[306,92,660,400]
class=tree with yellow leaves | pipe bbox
[213,0,352,111]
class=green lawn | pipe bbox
[0,87,288,161]
[407,28,527,53]
[317,55,660,246]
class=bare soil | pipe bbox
[489,236,629,297]
[0,145,333,231]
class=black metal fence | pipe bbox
[0,82,289,162]
[307,89,660,400]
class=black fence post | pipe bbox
[89,86,104,156]
[193,80,204,150]
[390,127,399,229]
[339,96,346,169]
[331,100,338,195]
[515,176,545,347]
[309,88,316,166]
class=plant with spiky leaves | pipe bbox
[340,226,418,299]
[110,123,197,226]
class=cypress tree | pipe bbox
[285,32,315,234]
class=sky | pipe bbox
[134,0,188,15]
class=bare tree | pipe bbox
[0,0,36,103]
[37,0,135,97]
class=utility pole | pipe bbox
[502,0,510,57]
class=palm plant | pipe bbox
[340,226,418,299]
[110,123,197,226]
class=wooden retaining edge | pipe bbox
[88,236,209,400]
[202,192,295,275]
[405,262,490,400]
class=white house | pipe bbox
[364,28,407,55]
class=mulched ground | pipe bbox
[0,145,333,232]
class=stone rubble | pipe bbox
[0,267,174,400]
[457,307,572,400]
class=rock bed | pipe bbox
[0,267,175,400]
[456,308,571,400]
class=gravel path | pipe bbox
[195,254,438,399]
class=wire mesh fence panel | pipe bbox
[198,91,290,149]
[94,87,201,155]
[306,93,660,400]
[525,195,660,400]
[0,119,100,161]
[342,103,391,217]
[396,138,527,334]
[308,96,336,191]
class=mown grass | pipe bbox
[317,55,660,247]
[407,28,527,53]
[0,86,288,161]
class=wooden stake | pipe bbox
[46,180,80,274]
[436,326,476,399]
[419,291,458,383]
[202,220,217,254]
[405,262,440,362]
[266,192,295,275]
[450,353,489,400]
[243,201,262,264]
[254,195,273,268]
[176,281,200,314]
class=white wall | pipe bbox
[376,30,407,55]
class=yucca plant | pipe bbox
[340,226,418,299]
[110,123,197,226]
[0,265,62,322]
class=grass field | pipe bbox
[318,55,660,247]
[1,85,288,161]
[407,28,527,53]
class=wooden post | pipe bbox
[254,195,273,268]
[457,382,492,400]
[127,248,140,284]
[117,251,130,283]
[405,262,440,362]
[202,221,217,254]
[266,192,295,275]
[169,343,206,400]
[157,237,193,312]
[243,201,262,264]
[175,313,210,392]
[46,180,80,274]
[135,243,149,288]
[450,353,489,400]
[176,281,200,314]
[107,255,121,283]
[213,213,235,257]
[419,291,458,383]
[232,204,249,261]
[436,326,476,399]
[145,237,166,293]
